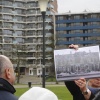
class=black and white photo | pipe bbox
[54,45,100,81]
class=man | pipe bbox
[88,78,100,88]
[0,55,18,100]
[88,78,100,95]
[65,44,100,100]
[74,78,100,100]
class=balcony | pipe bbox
[46,11,54,15]
[4,26,13,29]
[57,32,100,38]
[12,11,17,14]
[45,33,52,37]
[56,40,96,45]
[56,25,100,31]
[45,18,52,22]
[1,2,13,7]
[56,18,100,24]
[25,57,36,60]
[45,26,53,30]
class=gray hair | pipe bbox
[0,55,12,76]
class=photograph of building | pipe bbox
[0,0,58,77]
[54,45,100,81]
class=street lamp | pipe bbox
[38,0,49,88]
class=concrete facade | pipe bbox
[0,0,58,76]
[54,12,100,49]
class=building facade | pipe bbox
[0,0,58,76]
[54,12,100,49]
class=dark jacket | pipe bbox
[0,78,18,100]
[65,81,95,100]
[93,91,100,100]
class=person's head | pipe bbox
[88,78,100,88]
[0,55,15,85]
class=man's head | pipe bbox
[88,78,100,88]
[0,55,15,85]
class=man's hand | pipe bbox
[69,44,79,50]
[75,78,91,100]
[75,78,87,92]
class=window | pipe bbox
[38,23,42,28]
[3,15,12,21]
[2,8,12,13]
[91,14,97,18]
[38,16,42,21]
[74,23,81,26]
[74,30,81,33]
[28,10,36,14]
[38,31,42,35]
[74,15,80,19]
[16,2,24,7]
[92,22,99,25]
[93,29,97,33]
[2,1,13,6]
[4,23,12,28]
[59,24,66,27]
[58,16,63,20]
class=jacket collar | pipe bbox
[0,78,16,94]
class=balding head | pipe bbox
[0,55,15,85]
[0,55,13,75]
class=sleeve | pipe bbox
[89,91,99,100]
[64,81,85,100]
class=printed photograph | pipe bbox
[54,45,100,81]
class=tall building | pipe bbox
[54,12,100,49]
[0,0,58,76]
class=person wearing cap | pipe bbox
[0,55,18,100]
[19,87,58,100]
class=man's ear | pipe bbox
[5,68,11,79]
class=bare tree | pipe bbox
[14,43,26,84]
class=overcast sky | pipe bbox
[57,0,100,13]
